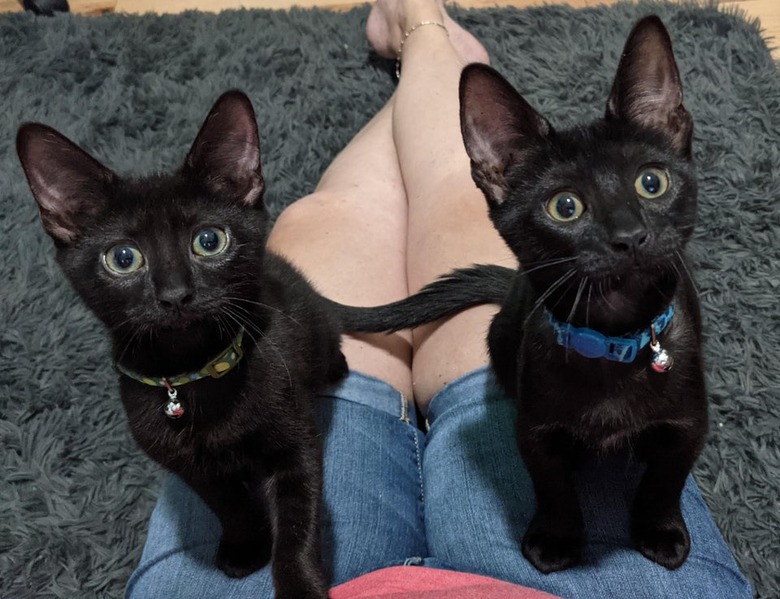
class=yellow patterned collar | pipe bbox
[115,328,245,389]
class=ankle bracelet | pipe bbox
[396,20,447,79]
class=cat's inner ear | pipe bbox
[459,64,552,205]
[606,15,692,155]
[185,90,265,207]
[17,124,116,245]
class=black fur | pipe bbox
[457,16,707,572]
[17,89,514,596]
[17,91,407,598]
[329,263,513,332]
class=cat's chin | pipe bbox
[156,313,206,331]
[586,261,667,285]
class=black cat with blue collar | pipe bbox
[455,16,707,573]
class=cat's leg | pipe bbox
[517,427,585,573]
[326,346,349,383]
[185,474,273,578]
[486,281,527,397]
[261,429,328,599]
[366,0,518,411]
[631,424,704,570]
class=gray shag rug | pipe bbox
[0,2,778,597]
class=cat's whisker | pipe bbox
[585,281,594,328]
[567,277,588,324]
[220,306,294,389]
[223,295,304,329]
[495,256,521,266]
[222,305,268,341]
[675,251,699,293]
[548,276,580,314]
[597,280,618,311]
[519,256,577,277]
[524,268,577,328]
[226,300,271,325]
[220,306,258,342]
[213,312,235,341]
[114,319,153,365]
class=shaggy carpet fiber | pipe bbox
[0,2,777,597]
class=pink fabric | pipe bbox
[330,566,561,599]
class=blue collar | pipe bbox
[545,304,675,363]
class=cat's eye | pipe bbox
[635,167,670,199]
[546,192,585,222]
[103,245,144,275]
[193,227,229,257]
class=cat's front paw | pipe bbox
[216,537,272,578]
[632,512,690,570]
[522,514,583,574]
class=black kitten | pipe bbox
[15,88,509,598]
[17,91,380,598]
[457,16,706,572]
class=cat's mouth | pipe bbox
[582,262,647,283]
[159,311,205,330]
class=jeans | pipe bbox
[125,368,752,599]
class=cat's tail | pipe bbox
[327,264,515,333]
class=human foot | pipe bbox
[438,1,489,64]
[366,0,489,66]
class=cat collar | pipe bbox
[115,328,245,418]
[545,305,674,367]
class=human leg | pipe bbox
[367,0,517,411]
[267,100,413,399]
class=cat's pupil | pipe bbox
[114,247,135,269]
[556,195,578,219]
[199,230,219,251]
[641,172,661,194]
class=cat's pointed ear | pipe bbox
[17,123,116,245]
[460,64,552,205]
[185,90,265,207]
[606,16,692,155]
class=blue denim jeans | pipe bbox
[125,368,752,598]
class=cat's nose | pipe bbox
[158,285,194,309]
[610,224,648,253]
[607,206,648,253]
[608,210,647,253]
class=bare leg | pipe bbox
[267,100,413,399]
[368,0,517,411]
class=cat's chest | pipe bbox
[522,355,691,450]
[120,378,276,473]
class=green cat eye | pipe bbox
[193,227,228,257]
[103,245,144,275]
[546,192,585,222]
[635,167,670,199]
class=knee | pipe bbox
[271,192,335,235]
[125,551,275,599]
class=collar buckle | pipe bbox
[546,305,674,364]
[557,324,639,362]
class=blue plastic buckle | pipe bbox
[557,325,639,362]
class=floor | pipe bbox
[0,0,777,61]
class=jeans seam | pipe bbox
[411,426,424,505]
[400,392,410,423]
